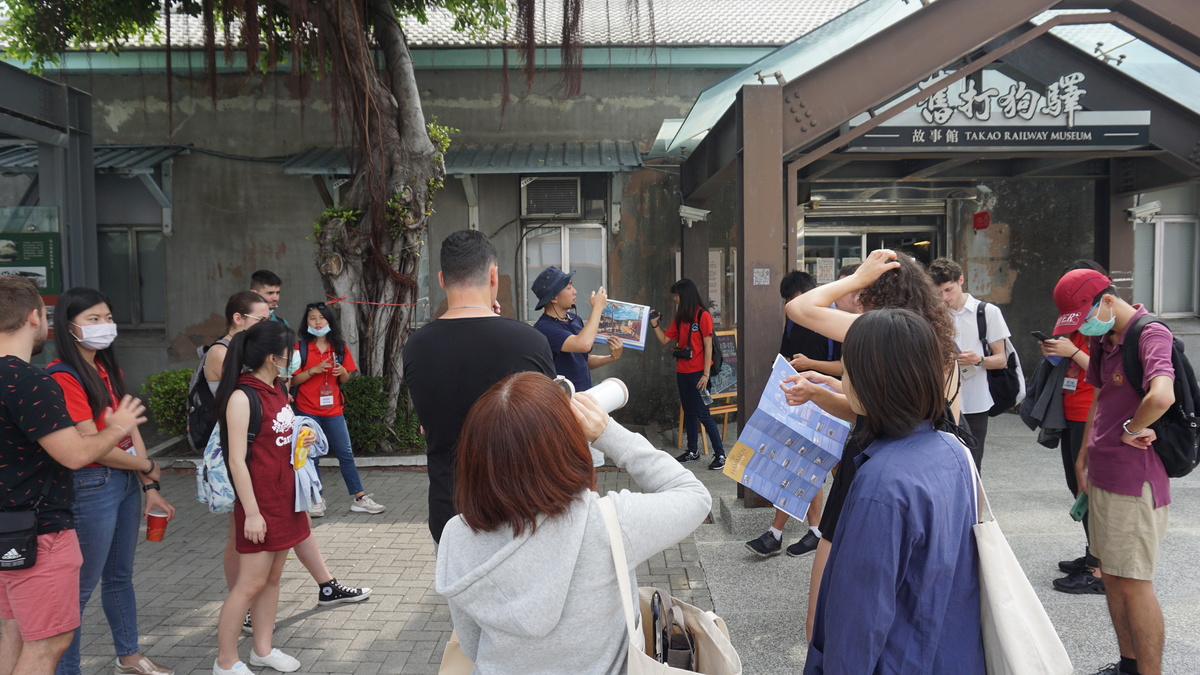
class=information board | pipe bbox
[709,330,738,397]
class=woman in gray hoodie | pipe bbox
[435,372,712,674]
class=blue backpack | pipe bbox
[195,385,261,513]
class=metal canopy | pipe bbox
[0,144,186,176]
[285,141,642,177]
[671,0,1200,451]
[0,62,96,288]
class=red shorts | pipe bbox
[0,530,83,641]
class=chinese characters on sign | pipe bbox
[919,70,1088,128]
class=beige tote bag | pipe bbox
[962,443,1073,675]
[598,496,742,675]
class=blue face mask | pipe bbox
[310,325,332,338]
[1078,300,1115,336]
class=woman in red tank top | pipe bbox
[211,321,308,675]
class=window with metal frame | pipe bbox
[522,223,607,322]
[97,226,166,326]
[1134,216,1199,317]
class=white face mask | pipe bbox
[72,322,118,351]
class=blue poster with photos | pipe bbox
[723,355,851,521]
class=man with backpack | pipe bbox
[1053,268,1179,675]
[929,257,1014,470]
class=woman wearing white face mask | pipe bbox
[47,287,176,675]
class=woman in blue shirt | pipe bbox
[805,308,984,674]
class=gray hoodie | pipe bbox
[435,421,712,674]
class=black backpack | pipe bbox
[186,338,230,452]
[976,302,1024,416]
[1120,316,1200,478]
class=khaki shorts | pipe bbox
[1090,482,1168,580]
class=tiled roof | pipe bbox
[2,1,868,50]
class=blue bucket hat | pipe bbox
[532,266,575,310]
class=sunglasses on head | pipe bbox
[306,302,327,311]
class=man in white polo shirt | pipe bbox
[929,257,1011,470]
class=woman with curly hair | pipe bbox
[782,249,963,641]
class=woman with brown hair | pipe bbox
[435,372,711,674]
[782,249,963,641]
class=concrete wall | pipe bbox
[952,179,1096,373]
[2,64,737,416]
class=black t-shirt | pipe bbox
[402,316,555,542]
[779,319,841,370]
[0,355,79,534]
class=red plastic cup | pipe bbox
[146,508,168,542]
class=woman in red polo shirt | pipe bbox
[48,287,175,675]
[290,302,385,515]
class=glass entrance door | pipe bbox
[800,215,942,280]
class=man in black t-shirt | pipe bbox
[0,277,148,672]
[747,271,847,559]
[403,231,554,543]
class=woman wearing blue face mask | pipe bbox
[290,302,385,516]
[48,287,176,675]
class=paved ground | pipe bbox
[79,414,1197,674]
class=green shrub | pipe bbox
[341,376,426,454]
[142,368,192,436]
[392,387,426,453]
[342,375,391,454]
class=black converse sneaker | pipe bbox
[318,579,372,605]
[242,610,253,635]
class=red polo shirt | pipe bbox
[294,340,357,417]
[48,359,135,464]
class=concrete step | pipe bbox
[717,494,812,538]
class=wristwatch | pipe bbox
[142,481,161,493]
[1122,419,1147,436]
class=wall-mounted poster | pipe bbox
[0,233,61,295]
[595,299,650,350]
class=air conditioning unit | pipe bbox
[522,177,581,217]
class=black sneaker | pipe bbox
[708,455,726,470]
[1058,555,1088,575]
[318,579,373,605]
[745,531,782,558]
[787,531,821,557]
[1053,571,1105,595]
[242,610,253,635]
[1086,664,1121,675]
[676,451,700,463]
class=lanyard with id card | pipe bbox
[317,349,336,408]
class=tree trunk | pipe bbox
[312,0,442,450]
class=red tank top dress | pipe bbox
[233,374,310,554]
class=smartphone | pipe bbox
[1030,330,1053,342]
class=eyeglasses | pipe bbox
[244,314,269,323]
[305,302,326,311]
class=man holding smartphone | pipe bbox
[929,258,1011,470]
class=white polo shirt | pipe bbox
[949,293,1011,415]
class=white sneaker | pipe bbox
[308,499,327,518]
[350,493,385,514]
[248,649,300,673]
[213,660,254,675]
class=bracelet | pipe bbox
[141,459,157,476]
[1122,419,1147,436]
[1072,348,1082,359]
[111,423,129,436]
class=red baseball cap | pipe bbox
[1053,269,1112,334]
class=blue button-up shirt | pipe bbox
[805,424,984,674]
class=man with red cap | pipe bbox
[1053,268,1175,675]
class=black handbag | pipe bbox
[0,475,54,571]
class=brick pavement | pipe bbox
[76,460,712,675]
